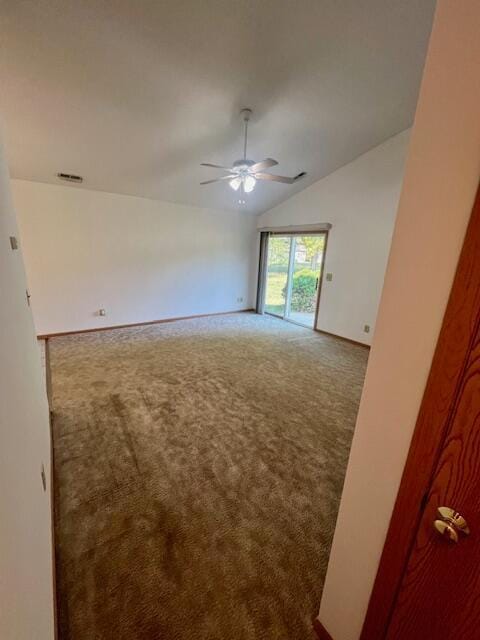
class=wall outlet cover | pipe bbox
[326,273,333,282]
[364,324,370,333]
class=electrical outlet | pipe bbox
[326,273,333,282]
[98,308,106,316]
[9,236,18,250]
[364,324,370,334]
[237,297,244,303]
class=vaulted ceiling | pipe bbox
[0,0,436,214]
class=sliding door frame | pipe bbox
[259,229,329,331]
[312,230,329,331]
[284,236,296,320]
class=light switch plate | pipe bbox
[326,273,333,282]
[9,236,18,250]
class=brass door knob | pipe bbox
[433,506,470,543]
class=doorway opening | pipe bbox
[263,232,327,329]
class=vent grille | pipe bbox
[57,172,83,183]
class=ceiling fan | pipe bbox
[200,108,306,195]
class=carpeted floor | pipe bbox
[50,312,368,640]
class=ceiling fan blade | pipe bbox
[254,172,296,184]
[249,158,278,172]
[201,163,234,171]
[200,175,236,185]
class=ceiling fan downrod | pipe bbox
[241,108,252,161]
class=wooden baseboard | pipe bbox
[44,338,58,639]
[44,337,53,411]
[312,618,334,640]
[37,309,255,339]
[314,328,370,349]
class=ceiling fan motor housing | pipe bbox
[233,158,255,172]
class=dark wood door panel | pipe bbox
[386,326,480,638]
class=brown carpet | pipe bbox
[50,313,368,640]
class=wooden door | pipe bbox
[361,183,480,639]
[386,315,480,637]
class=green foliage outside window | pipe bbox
[282,269,318,312]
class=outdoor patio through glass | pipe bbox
[264,233,326,329]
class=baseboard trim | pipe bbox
[44,337,53,411]
[315,328,370,349]
[44,339,58,640]
[37,309,255,339]
[312,618,334,640]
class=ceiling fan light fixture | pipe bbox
[229,177,242,191]
[244,175,256,193]
[200,108,305,194]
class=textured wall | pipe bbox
[0,139,54,638]
[13,180,258,335]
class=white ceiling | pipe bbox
[0,0,435,215]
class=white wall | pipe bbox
[319,1,480,638]
[12,180,258,336]
[257,131,409,345]
[0,140,55,638]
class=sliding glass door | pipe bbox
[264,236,290,317]
[264,233,326,329]
[287,235,325,327]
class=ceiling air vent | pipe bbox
[57,172,83,183]
[294,172,307,181]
